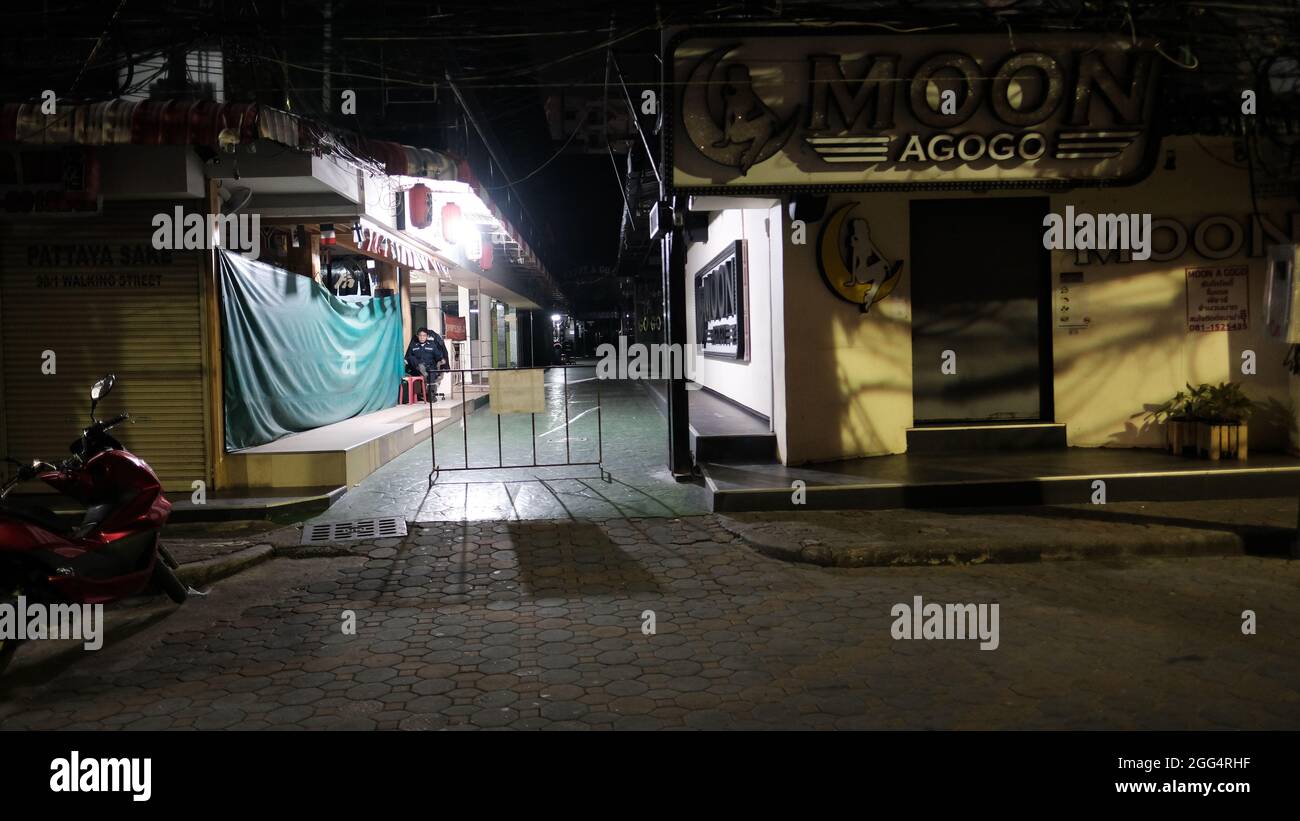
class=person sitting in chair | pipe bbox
[405,327,449,401]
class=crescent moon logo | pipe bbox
[816,203,905,314]
[681,46,800,176]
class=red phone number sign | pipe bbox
[1186,265,1249,333]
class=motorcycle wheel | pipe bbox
[152,560,188,604]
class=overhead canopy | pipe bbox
[334,216,446,274]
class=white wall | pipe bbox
[684,204,780,421]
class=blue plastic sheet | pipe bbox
[219,250,404,450]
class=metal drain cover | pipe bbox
[301,517,407,544]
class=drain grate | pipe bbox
[301,517,407,544]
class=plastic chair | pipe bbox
[399,376,426,404]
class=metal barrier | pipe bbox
[426,364,609,486]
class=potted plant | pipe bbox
[1144,382,1253,459]
[1143,386,1197,455]
[1195,381,1253,461]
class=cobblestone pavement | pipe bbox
[2,516,1298,730]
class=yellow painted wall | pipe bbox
[781,193,913,462]
[769,135,1297,464]
[1051,137,1293,449]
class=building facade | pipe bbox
[669,28,1300,466]
[0,102,555,494]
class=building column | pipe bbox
[458,284,472,379]
[663,197,691,477]
[425,276,443,336]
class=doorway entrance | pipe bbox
[909,197,1053,425]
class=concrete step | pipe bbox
[906,422,1067,453]
[224,395,489,489]
[690,428,777,462]
[701,450,1300,513]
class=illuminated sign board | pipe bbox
[694,240,748,359]
[669,30,1160,191]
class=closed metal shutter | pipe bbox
[0,203,210,492]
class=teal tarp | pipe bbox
[219,250,404,451]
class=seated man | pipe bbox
[404,327,449,401]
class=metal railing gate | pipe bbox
[426,364,610,487]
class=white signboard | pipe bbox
[1186,265,1249,333]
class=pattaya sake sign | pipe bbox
[669,30,1159,190]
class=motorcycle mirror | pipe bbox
[90,374,115,403]
[90,373,115,417]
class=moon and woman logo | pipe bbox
[681,46,799,175]
[817,203,904,314]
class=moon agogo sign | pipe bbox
[817,203,904,313]
[669,29,1160,191]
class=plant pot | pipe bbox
[1166,419,1196,455]
[1197,421,1248,461]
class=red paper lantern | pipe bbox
[409,183,432,229]
[441,201,462,245]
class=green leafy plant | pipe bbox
[1144,382,1254,425]
[1185,382,1215,420]
[1199,381,1254,423]
[1144,386,1194,424]
[1154,384,1253,423]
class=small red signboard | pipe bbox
[444,315,467,341]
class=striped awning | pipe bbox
[338,216,447,275]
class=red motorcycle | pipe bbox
[0,374,185,674]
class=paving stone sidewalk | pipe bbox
[166,498,1297,575]
[2,515,1298,730]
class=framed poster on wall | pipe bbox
[694,240,748,360]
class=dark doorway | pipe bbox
[910,197,1053,424]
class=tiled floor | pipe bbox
[312,370,711,523]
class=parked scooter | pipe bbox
[0,374,185,675]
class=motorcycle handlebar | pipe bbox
[101,412,130,430]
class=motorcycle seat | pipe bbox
[0,500,76,538]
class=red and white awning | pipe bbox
[348,217,447,275]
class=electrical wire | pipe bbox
[482,115,584,191]
[69,0,129,94]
